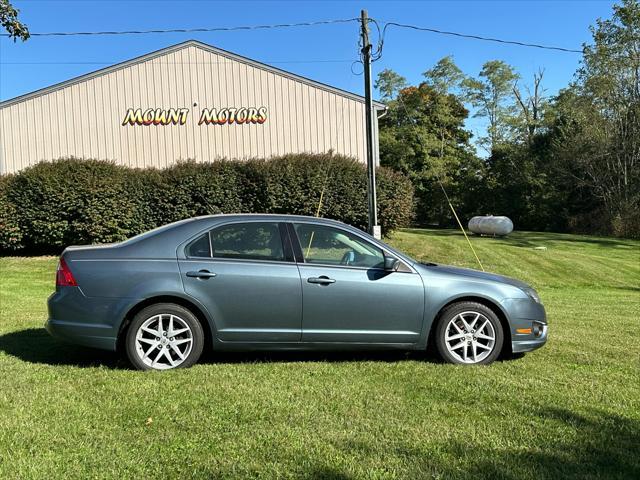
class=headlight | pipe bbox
[522,287,541,304]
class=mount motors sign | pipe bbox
[122,106,268,126]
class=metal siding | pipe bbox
[111,69,124,163]
[280,74,292,155]
[139,60,150,167]
[18,103,27,168]
[269,72,281,156]
[31,96,42,162]
[259,69,270,156]
[165,52,181,163]
[295,81,304,152]
[321,90,331,154]
[120,67,135,167]
[199,49,212,161]
[218,56,230,159]
[51,91,62,159]
[240,62,252,158]
[93,75,104,160]
[0,44,371,174]
[230,60,240,157]
[183,47,196,160]
[0,108,9,173]
[307,83,316,152]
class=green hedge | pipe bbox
[1,154,414,253]
[0,175,23,251]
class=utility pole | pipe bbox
[360,9,380,239]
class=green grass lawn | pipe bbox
[0,229,639,479]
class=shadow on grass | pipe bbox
[441,407,640,479]
[335,408,639,480]
[0,327,524,368]
[201,349,427,365]
[0,327,124,368]
[193,407,639,479]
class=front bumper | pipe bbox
[512,323,548,353]
[500,297,548,354]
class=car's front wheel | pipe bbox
[435,301,504,365]
[125,303,204,371]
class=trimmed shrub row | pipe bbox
[1,154,414,253]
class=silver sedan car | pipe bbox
[47,214,548,370]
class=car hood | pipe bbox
[415,263,531,291]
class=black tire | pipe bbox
[434,301,504,365]
[125,303,204,371]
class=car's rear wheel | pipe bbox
[125,303,204,371]
[435,301,503,365]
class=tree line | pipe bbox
[375,0,639,238]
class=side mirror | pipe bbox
[384,255,400,272]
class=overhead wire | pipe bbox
[1,16,582,56]
[380,21,582,54]
[0,18,360,37]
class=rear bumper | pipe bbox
[47,287,139,351]
[45,318,117,351]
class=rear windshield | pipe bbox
[119,218,196,246]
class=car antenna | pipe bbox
[395,94,485,271]
[305,151,337,258]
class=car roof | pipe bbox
[122,214,355,248]
[109,214,364,259]
[189,213,349,226]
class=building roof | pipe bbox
[0,39,386,109]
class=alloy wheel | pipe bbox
[444,311,496,364]
[134,314,194,370]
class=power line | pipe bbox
[381,22,582,54]
[1,16,583,55]
[0,18,359,37]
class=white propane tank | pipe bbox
[468,216,514,236]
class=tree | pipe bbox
[423,55,465,95]
[463,60,520,153]
[378,82,481,224]
[550,0,640,237]
[374,68,407,102]
[0,0,29,41]
[513,69,547,144]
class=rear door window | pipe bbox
[185,233,211,258]
[210,222,285,262]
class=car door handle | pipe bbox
[307,276,336,285]
[186,270,217,279]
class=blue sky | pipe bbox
[0,0,615,142]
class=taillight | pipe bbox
[56,257,78,287]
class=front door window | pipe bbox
[293,223,384,269]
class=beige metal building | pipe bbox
[0,40,384,175]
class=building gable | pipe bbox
[0,40,381,173]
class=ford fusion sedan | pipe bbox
[46,215,547,370]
